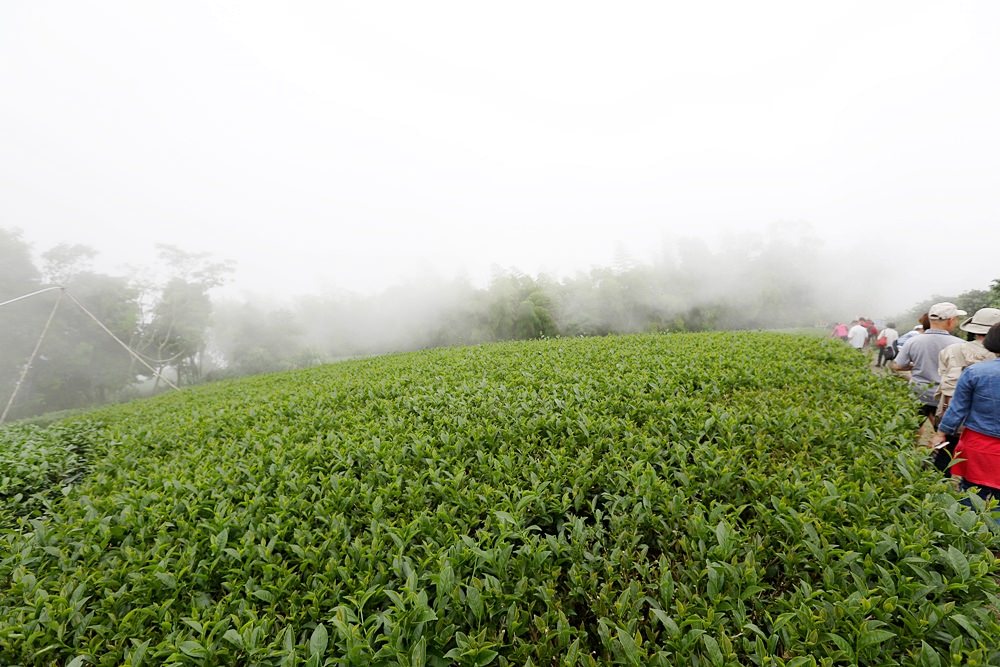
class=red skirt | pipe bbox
[952,428,1000,489]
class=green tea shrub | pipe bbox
[0,420,100,529]
[1,333,997,665]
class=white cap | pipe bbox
[928,302,967,320]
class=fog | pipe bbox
[4,2,1000,369]
[204,223,904,370]
[2,216,994,419]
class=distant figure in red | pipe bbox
[831,323,848,341]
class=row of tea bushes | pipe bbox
[1,333,998,665]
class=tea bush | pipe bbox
[1,333,998,665]
[0,420,101,530]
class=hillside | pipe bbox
[1,333,998,665]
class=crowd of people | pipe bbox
[832,304,1000,511]
[831,316,902,366]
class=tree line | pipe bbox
[5,225,994,420]
[896,283,1000,330]
[1,229,230,419]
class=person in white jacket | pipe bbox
[847,320,868,349]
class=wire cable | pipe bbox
[0,285,184,423]
[62,290,181,392]
[0,285,65,308]
[1,289,64,424]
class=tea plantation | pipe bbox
[2,333,999,666]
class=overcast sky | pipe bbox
[2,2,998,315]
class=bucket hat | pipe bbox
[960,307,1000,334]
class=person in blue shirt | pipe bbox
[931,322,1000,501]
[894,323,924,350]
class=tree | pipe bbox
[953,289,993,316]
[989,279,1000,308]
[895,279,1000,334]
[482,272,558,341]
[0,229,46,414]
[41,244,97,285]
[139,245,232,387]
[209,301,317,376]
[24,271,141,414]
[0,229,42,294]
[145,279,214,386]
[0,231,143,419]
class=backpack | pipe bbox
[883,340,898,361]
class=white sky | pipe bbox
[2,2,999,314]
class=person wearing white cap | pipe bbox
[930,308,1000,473]
[892,302,967,423]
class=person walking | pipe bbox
[847,320,868,350]
[875,322,899,367]
[892,302,966,425]
[930,322,1000,503]
[938,308,1000,413]
[931,308,1000,473]
[896,321,926,352]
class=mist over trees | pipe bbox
[3,224,997,420]
[139,245,234,388]
[896,281,1000,330]
[1,232,137,417]
[0,230,231,419]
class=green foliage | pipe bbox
[990,278,1000,308]
[483,273,558,341]
[1,234,143,419]
[0,420,101,529]
[144,278,214,383]
[41,244,99,286]
[1,333,998,665]
[209,302,319,378]
[24,273,141,414]
[898,279,1000,331]
[954,290,994,316]
[137,244,233,387]
[0,229,41,296]
[0,229,46,406]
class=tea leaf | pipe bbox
[310,623,329,658]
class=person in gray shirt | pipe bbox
[893,302,966,422]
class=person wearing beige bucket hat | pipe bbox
[938,308,1000,406]
[929,308,1000,474]
[959,307,1000,335]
